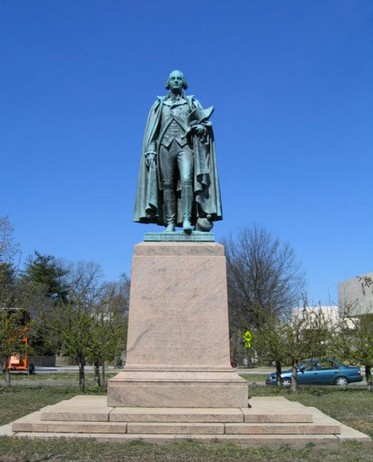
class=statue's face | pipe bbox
[168,71,184,91]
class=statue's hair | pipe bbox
[165,70,188,90]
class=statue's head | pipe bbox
[165,70,188,91]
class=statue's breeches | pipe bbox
[159,141,193,189]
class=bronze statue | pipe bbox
[134,70,222,233]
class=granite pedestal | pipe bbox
[107,237,248,408]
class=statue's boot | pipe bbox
[163,190,176,232]
[182,185,193,234]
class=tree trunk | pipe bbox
[365,365,373,392]
[4,360,11,387]
[275,360,282,386]
[102,357,106,386]
[94,360,101,387]
[5,366,11,387]
[291,361,298,393]
[78,358,85,390]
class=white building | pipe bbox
[338,272,373,316]
[292,305,340,328]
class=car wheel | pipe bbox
[334,376,348,387]
[282,377,291,386]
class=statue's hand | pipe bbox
[193,124,206,136]
[145,152,157,167]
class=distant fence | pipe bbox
[31,356,56,367]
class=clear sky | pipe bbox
[1,1,372,304]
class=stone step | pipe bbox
[13,420,128,434]
[9,395,372,444]
[13,418,340,436]
[41,407,313,424]
[38,396,314,425]
[126,421,340,435]
[224,422,341,435]
[13,432,346,444]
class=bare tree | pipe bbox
[56,262,129,389]
[88,275,129,386]
[0,216,20,264]
[255,304,331,392]
[333,302,373,391]
[0,308,30,386]
[335,276,373,391]
[223,226,305,333]
[0,217,20,309]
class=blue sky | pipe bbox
[1,1,372,304]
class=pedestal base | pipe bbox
[108,368,248,408]
[108,241,248,408]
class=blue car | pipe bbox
[266,358,363,387]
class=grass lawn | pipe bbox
[252,383,373,439]
[0,379,372,462]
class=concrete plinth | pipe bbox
[107,240,248,408]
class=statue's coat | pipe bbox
[134,95,223,227]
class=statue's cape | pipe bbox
[133,95,223,226]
